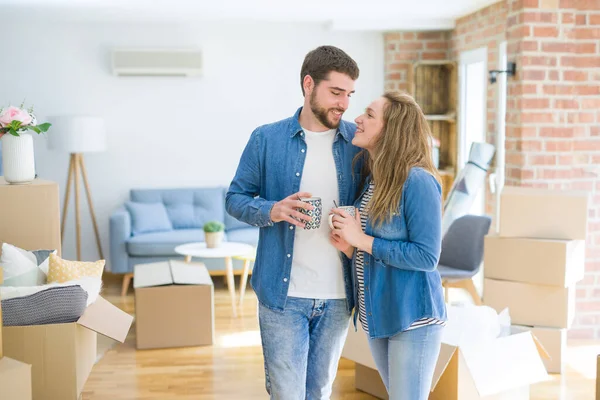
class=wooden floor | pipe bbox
[82,276,599,400]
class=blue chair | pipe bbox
[437,214,492,305]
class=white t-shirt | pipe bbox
[287,128,346,299]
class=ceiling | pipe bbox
[0,0,500,30]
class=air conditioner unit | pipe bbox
[111,49,202,77]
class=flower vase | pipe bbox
[1,132,36,184]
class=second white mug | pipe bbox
[328,206,356,230]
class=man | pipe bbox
[226,45,362,399]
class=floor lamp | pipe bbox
[47,116,107,261]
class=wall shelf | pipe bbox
[408,60,458,201]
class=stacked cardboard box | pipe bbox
[483,186,589,375]
[0,178,61,256]
[0,178,134,399]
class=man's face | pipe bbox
[308,71,356,129]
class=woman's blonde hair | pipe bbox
[356,91,440,227]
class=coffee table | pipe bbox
[174,242,255,317]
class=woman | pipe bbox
[330,91,446,400]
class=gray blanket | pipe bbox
[2,285,88,326]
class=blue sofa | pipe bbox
[109,187,258,276]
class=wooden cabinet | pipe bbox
[408,61,458,201]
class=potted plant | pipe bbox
[0,103,51,184]
[203,221,225,248]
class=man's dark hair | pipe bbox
[300,45,359,96]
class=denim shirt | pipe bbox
[353,167,447,339]
[225,107,362,313]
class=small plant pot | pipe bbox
[205,231,224,248]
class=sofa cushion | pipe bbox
[127,229,228,257]
[125,201,173,235]
[226,227,259,247]
[130,187,225,230]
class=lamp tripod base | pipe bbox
[61,153,104,261]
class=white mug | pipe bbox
[328,206,356,230]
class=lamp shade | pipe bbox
[46,116,107,153]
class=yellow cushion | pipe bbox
[46,253,105,283]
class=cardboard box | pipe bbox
[596,354,599,400]
[499,186,589,240]
[0,268,32,400]
[355,363,388,399]
[484,278,575,328]
[0,267,3,358]
[343,324,549,400]
[429,331,549,400]
[0,178,61,255]
[2,297,133,400]
[0,357,32,400]
[514,325,566,374]
[342,325,377,370]
[135,260,214,349]
[484,236,585,287]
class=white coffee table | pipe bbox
[174,242,255,317]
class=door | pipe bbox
[458,47,488,216]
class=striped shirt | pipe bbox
[356,181,446,333]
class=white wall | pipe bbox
[0,20,384,266]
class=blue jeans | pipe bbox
[367,324,443,400]
[258,297,350,400]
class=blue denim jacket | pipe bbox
[354,167,447,339]
[226,107,362,313]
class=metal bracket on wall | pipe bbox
[488,61,516,84]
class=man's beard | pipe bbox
[310,91,343,130]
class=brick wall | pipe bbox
[384,31,451,92]
[384,3,507,217]
[384,0,600,338]
[505,0,600,339]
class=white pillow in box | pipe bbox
[0,243,57,286]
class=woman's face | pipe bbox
[352,96,387,151]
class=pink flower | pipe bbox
[0,106,33,128]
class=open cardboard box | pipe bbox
[2,296,133,400]
[513,325,566,374]
[429,327,549,400]
[0,357,32,400]
[0,268,32,400]
[343,313,549,399]
[135,260,214,349]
